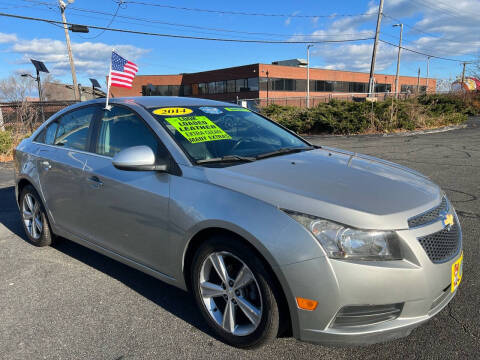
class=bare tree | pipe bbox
[0,74,37,132]
[469,56,480,80]
[0,74,36,102]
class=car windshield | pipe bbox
[150,105,311,165]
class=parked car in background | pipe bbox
[14,97,463,348]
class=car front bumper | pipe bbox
[279,220,462,346]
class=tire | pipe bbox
[19,185,54,247]
[191,235,282,349]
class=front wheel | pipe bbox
[191,236,282,349]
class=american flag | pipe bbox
[109,51,138,88]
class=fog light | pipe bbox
[331,303,403,328]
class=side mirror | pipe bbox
[112,145,168,172]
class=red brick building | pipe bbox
[109,60,435,105]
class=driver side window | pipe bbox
[95,106,160,158]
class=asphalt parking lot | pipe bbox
[1,119,479,359]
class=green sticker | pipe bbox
[224,107,250,112]
[165,116,232,144]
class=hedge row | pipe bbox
[260,94,479,135]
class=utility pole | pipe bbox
[59,0,79,101]
[426,56,431,93]
[306,44,314,108]
[461,62,467,84]
[416,67,420,94]
[393,23,403,99]
[368,0,384,97]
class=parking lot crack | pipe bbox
[447,303,479,341]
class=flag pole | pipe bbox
[105,49,113,110]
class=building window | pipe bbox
[295,79,307,92]
[206,81,215,94]
[236,79,248,92]
[183,85,192,96]
[226,79,235,93]
[141,84,192,96]
[197,83,205,95]
[247,77,259,91]
[333,81,349,92]
[215,81,225,94]
[401,84,426,93]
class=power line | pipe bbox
[122,1,371,18]
[0,11,375,44]
[80,0,126,39]
[65,5,374,39]
[382,13,480,47]
[379,39,470,63]
[406,0,478,20]
[20,0,375,40]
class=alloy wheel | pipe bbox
[199,251,263,336]
[22,193,42,240]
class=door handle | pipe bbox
[41,161,51,170]
[87,175,104,188]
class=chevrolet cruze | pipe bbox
[14,97,463,348]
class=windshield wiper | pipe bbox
[196,155,256,165]
[255,146,315,160]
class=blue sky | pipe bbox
[0,0,478,89]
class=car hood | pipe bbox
[204,148,442,230]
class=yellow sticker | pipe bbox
[165,116,232,144]
[153,107,193,116]
[451,252,463,293]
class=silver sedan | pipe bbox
[14,97,463,348]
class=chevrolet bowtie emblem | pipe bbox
[443,213,454,228]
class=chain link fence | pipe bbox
[0,100,77,132]
[235,92,418,110]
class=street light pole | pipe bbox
[59,0,79,101]
[393,24,403,99]
[426,56,431,93]
[307,44,314,108]
[416,67,421,94]
[35,69,45,122]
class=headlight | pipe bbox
[283,210,402,260]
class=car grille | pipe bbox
[417,219,461,263]
[408,197,448,228]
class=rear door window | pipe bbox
[54,106,97,151]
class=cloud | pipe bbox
[0,32,149,82]
[293,0,480,73]
[0,33,17,43]
[284,11,301,26]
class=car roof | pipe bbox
[85,96,237,108]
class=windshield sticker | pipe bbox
[199,107,223,115]
[165,116,232,144]
[153,107,193,116]
[224,107,250,112]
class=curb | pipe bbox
[303,117,478,139]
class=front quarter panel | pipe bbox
[169,167,327,284]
